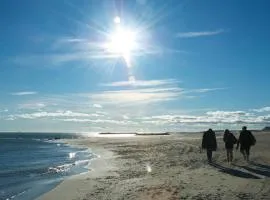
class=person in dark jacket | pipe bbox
[236,126,256,162]
[223,129,237,164]
[202,129,217,163]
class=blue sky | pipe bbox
[0,0,270,132]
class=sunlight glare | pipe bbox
[104,16,140,82]
[107,28,136,55]
[146,164,152,173]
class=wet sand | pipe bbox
[38,132,270,200]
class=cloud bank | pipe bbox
[3,79,269,132]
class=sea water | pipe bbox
[0,133,94,200]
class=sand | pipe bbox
[38,132,270,200]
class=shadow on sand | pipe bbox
[209,162,261,179]
[250,162,270,171]
[234,162,270,178]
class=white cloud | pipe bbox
[10,91,37,96]
[206,111,250,117]
[57,118,137,125]
[101,79,179,87]
[85,85,225,105]
[4,105,270,132]
[141,110,270,126]
[9,111,100,120]
[89,88,182,104]
[57,37,88,44]
[12,52,118,67]
[122,115,130,120]
[10,110,270,126]
[188,88,227,93]
[96,111,108,115]
[18,103,46,110]
[2,79,239,132]
[176,29,225,38]
[93,104,103,108]
[6,117,15,121]
[252,107,270,113]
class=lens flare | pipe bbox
[146,164,152,173]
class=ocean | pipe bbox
[0,133,94,200]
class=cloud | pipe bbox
[206,111,251,117]
[18,103,46,110]
[2,79,232,132]
[252,107,270,113]
[56,37,88,44]
[4,104,270,132]
[101,79,179,87]
[10,91,37,96]
[56,118,137,125]
[12,52,119,67]
[83,79,223,105]
[142,110,270,125]
[176,29,225,38]
[9,111,101,120]
[88,87,182,105]
[187,88,227,93]
[89,87,224,105]
[12,110,270,126]
[93,104,103,108]
[122,115,130,120]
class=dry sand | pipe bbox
[38,132,270,200]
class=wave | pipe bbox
[68,149,91,159]
[69,152,76,159]
[6,190,26,200]
[74,159,89,166]
[0,150,91,177]
[1,136,93,200]
[48,163,73,173]
[48,158,90,174]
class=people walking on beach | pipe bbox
[223,129,237,164]
[236,126,256,162]
[202,129,217,163]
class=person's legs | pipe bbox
[230,149,234,162]
[246,146,251,162]
[228,149,233,163]
[226,149,233,163]
[207,149,212,162]
[240,147,247,161]
[226,149,230,163]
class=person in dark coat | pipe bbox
[236,126,256,162]
[202,129,217,163]
[223,129,237,164]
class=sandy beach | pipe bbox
[38,132,270,200]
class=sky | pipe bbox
[0,0,270,133]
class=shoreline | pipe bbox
[37,139,116,200]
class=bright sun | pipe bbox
[105,17,137,67]
[107,28,136,55]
